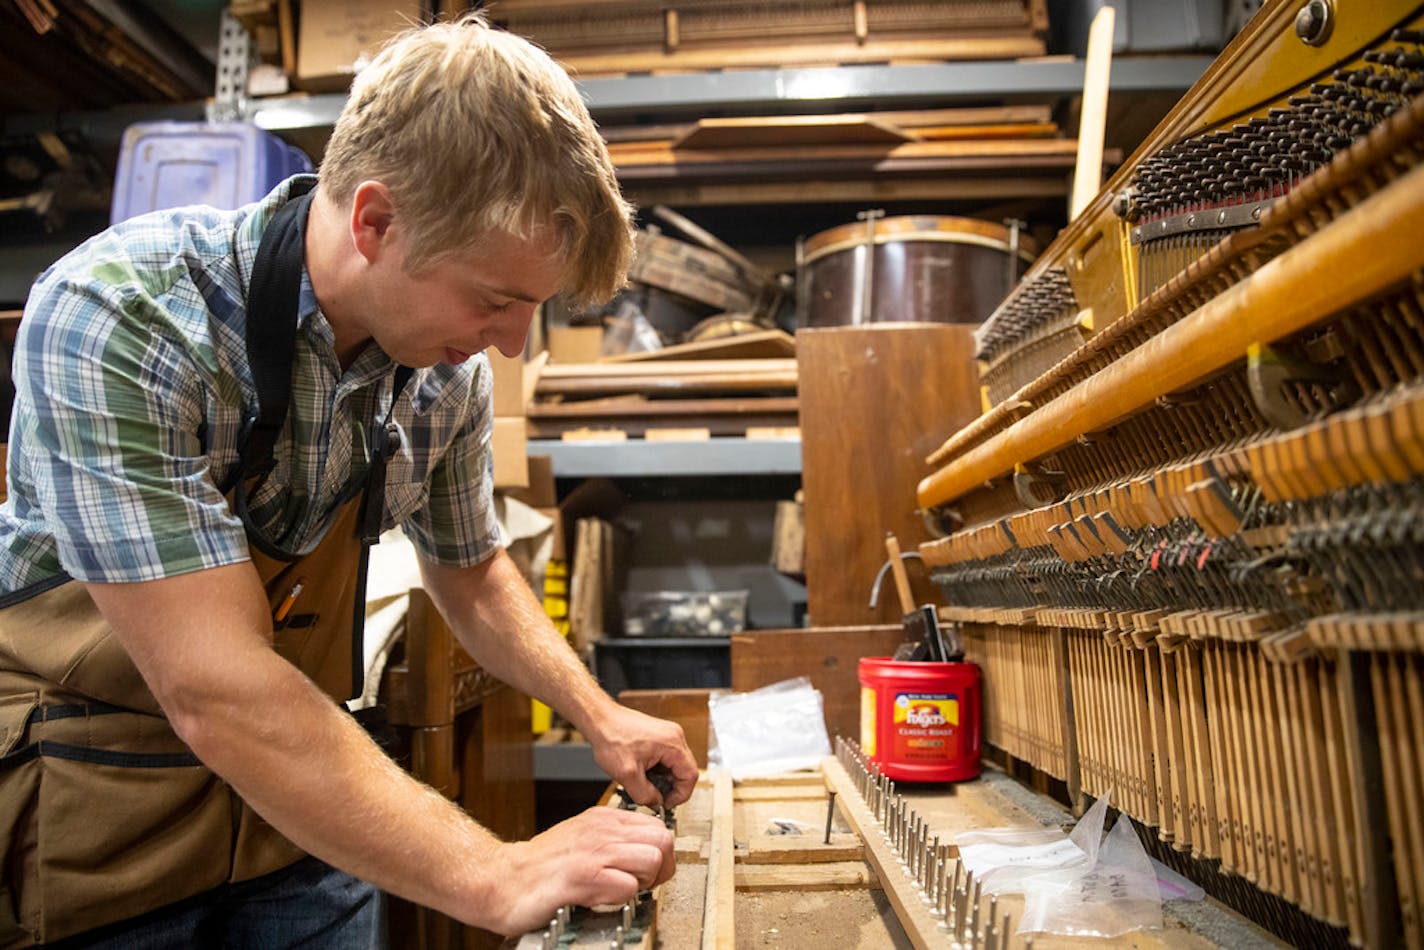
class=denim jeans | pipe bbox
[46,857,386,949]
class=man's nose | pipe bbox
[490,308,534,359]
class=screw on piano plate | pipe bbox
[1294,0,1332,47]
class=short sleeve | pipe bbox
[398,359,505,566]
[12,271,248,582]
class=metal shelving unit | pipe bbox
[242,56,1214,132]
[528,436,802,478]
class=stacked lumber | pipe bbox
[600,107,1097,208]
[489,0,1048,76]
[530,335,800,440]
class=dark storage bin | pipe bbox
[593,637,730,694]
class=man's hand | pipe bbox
[584,704,699,808]
[483,806,674,936]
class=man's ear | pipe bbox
[350,181,398,264]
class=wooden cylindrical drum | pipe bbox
[798,215,1037,328]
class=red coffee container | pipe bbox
[858,657,981,782]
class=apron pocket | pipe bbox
[4,741,233,945]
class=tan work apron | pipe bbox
[0,493,374,946]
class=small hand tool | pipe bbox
[884,533,962,661]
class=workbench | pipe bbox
[561,754,1287,948]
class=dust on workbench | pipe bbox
[734,889,912,948]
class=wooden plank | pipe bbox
[672,115,917,149]
[746,426,800,440]
[1396,655,1424,946]
[734,862,876,891]
[737,773,831,788]
[1373,655,1419,947]
[733,785,827,802]
[545,36,1046,76]
[526,397,798,439]
[914,121,1059,141]
[1336,650,1404,948]
[743,834,864,865]
[600,330,795,363]
[1302,661,1347,926]
[541,359,797,379]
[675,834,706,863]
[701,768,735,950]
[538,372,797,398]
[613,137,1083,170]
[1069,4,1115,219]
[560,428,629,442]
[623,176,1072,209]
[730,626,907,742]
[644,427,712,442]
[798,326,979,627]
[528,396,800,420]
[863,105,1054,129]
[1054,627,1082,809]
[1280,658,1322,918]
[599,106,1054,147]
[1185,646,1217,857]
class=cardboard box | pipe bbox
[296,0,422,92]
[547,326,603,364]
[492,416,529,489]
[489,350,524,417]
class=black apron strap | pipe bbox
[236,179,414,560]
[238,177,317,477]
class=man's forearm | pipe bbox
[85,566,512,930]
[418,550,618,737]
[418,549,700,807]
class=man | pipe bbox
[0,13,696,947]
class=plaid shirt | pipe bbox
[0,175,503,592]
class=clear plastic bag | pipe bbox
[706,677,830,780]
[1017,809,1163,938]
[952,790,1162,939]
[600,297,663,356]
[956,793,1108,894]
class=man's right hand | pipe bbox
[480,806,675,936]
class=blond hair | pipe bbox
[319,12,633,307]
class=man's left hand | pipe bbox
[585,704,698,808]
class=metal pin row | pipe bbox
[835,738,1019,949]
[537,906,571,949]
[535,897,640,949]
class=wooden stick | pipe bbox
[1303,661,1347,926]
[1375,655,1419,945]
[1399,655,1424,945]
[1069,4,1115,220]
[1203,642,1236,871]
[1189,645,1221,858]
[541,359,797,379]
[1337,650,1403,948]
[700,768,735,950]
[884,534,915,615]
[1320,659,1364,938]
[1054,627,1082,809]
[1281,657,1323,918]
